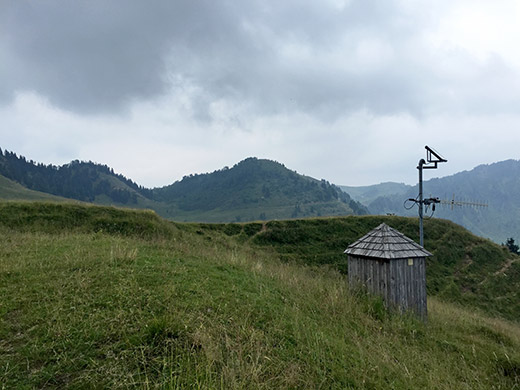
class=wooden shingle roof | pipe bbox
[344,223,432,259]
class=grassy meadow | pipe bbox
[1,202,520,388]
[242,217,520,321]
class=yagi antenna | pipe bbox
[405,146,488,248]
[440,194,488,210]
[409,195,488,213]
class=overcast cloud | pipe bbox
[1,0,520,188]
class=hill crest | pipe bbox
[152,157,368,221]
[0,150,367,222]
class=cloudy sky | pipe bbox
[1,0,520,188]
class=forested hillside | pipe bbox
[0,149,367,222]
[0,173,68,202]
[0,149,151,204]
[344,160,520,243]
[153,157,367,221]
[340,182,412,205]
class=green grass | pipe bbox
[0,201,175,239]
[212,216,520,322]
[156,200,357,223]
[1,202,520,388]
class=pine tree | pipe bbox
[504,238,519,255]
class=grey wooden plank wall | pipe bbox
[348,256,427,320]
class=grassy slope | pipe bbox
[0,170,171,218]
[0,174,69,202]
[162,200,357,223]
[1,202,520,388]
[219,216,519,322]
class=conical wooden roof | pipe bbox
[344,223,432,259]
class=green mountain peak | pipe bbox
[0,150,367,222]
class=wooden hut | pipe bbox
[344,223,432,320]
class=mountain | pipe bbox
[0,149,153,204]
[340,182,412,205]
[0,149,367,222]
[152,157,368,221]
[347,160,520,243]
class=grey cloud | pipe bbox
[159,0,440,119]
[2,0,518,120]
[1,1,223,113]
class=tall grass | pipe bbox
[1,202,520,388]
[220,216,520,322]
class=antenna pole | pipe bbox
[418,159,425,247]
[415,146,446,248]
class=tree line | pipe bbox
[0,149,151,204]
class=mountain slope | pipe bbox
[340,182,412,205]
[0,150,153,206]
[153,157,368,221]
[0,150,368,222]
[0,173,70,202]
[345,160,520,243]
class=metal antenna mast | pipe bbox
[405,147,487,247]
[417,146,447,247]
